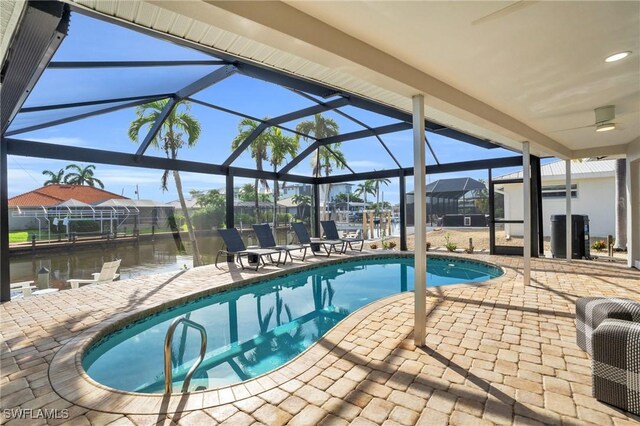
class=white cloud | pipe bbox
[348,160,386,170]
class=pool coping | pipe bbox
[48,251,514,415]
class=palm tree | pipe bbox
[231,119,271,222]
[296,114,343,214]
[614,159,627,250]
[128,99,203,266]
[369,176,391,212]
[268,127,299,229]
[238,183,257,202]
[42,168,66,186]
[354,180,376,207]
[292,194,311,221]
[64,164,104,188]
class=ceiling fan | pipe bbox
[551,105,621,133]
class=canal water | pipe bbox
[10,224,401,292]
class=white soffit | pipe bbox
[284,1,640,155]
[1,0,28,65]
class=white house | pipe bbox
[497,159,616,238]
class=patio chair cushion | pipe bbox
[576,297,640,356]
[291,222,312,244]
[253,223,279,248]
[218,228,248,252]
[592,319,640,415]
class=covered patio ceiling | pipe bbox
[35,0,638,161]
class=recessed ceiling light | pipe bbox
[596,123,616,132]
[605,51,631,62]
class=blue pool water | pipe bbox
[83,256,502,393]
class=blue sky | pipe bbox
[7,12,530,204]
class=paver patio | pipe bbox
[1,251,640,425]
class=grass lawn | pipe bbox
[9,230,38,243]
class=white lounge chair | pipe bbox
[10,281,36,297]
[68,259,121,289]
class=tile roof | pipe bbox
[8,184,128,207]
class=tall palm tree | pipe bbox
[64,164,104,188]
[614,159,627,250]
[354,180,376,207]
[296,114,343,213]
[42,168,66,186]
[231,119,271,222]
[369,177,391,211]
[268,128,299,228]
[128,99,203,266]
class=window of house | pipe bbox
[542,184,577,198]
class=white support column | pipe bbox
[566,160,572,260]
[412,94,427,347]
[523,142,531,285]
[627,158,640,269]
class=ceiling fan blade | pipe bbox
[550,124,595,133]
[472,1,539,26]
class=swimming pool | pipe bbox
[83,256,502,393]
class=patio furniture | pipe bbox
[321,220,365,253]
[68,259,122,289]
[291,222,344,257]
[32,288,59,295]
[592,319,640,415]
[576,297,640,355]
[10,281,36,297]
[215,228,281,271]
[252,223,307,264]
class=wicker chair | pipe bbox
[592,319,640,415]
[576,297,640,355]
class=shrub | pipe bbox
[235,213,256,226]
[68,220,100,233]
[444,233,457,252]
[192,206,225,230]
[369,243,378,249]
[426,242,431,251]
[382,239,396,250]
[280,212,292,222]
[592,240,607,251]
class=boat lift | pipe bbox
[12,202,140,241]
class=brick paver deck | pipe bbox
[2,252,640,425]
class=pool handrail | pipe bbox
[164,316,207,394]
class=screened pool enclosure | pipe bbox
[0,1,544,301]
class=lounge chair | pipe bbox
[321,220,365,253]
[291,222,344,257]
[252,223,307,264]
[216,228,281,271]
[10,281,36,297]
[68,259,121,289]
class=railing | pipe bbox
[164,317,208,394]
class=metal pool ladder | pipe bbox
[164,316,207,394]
